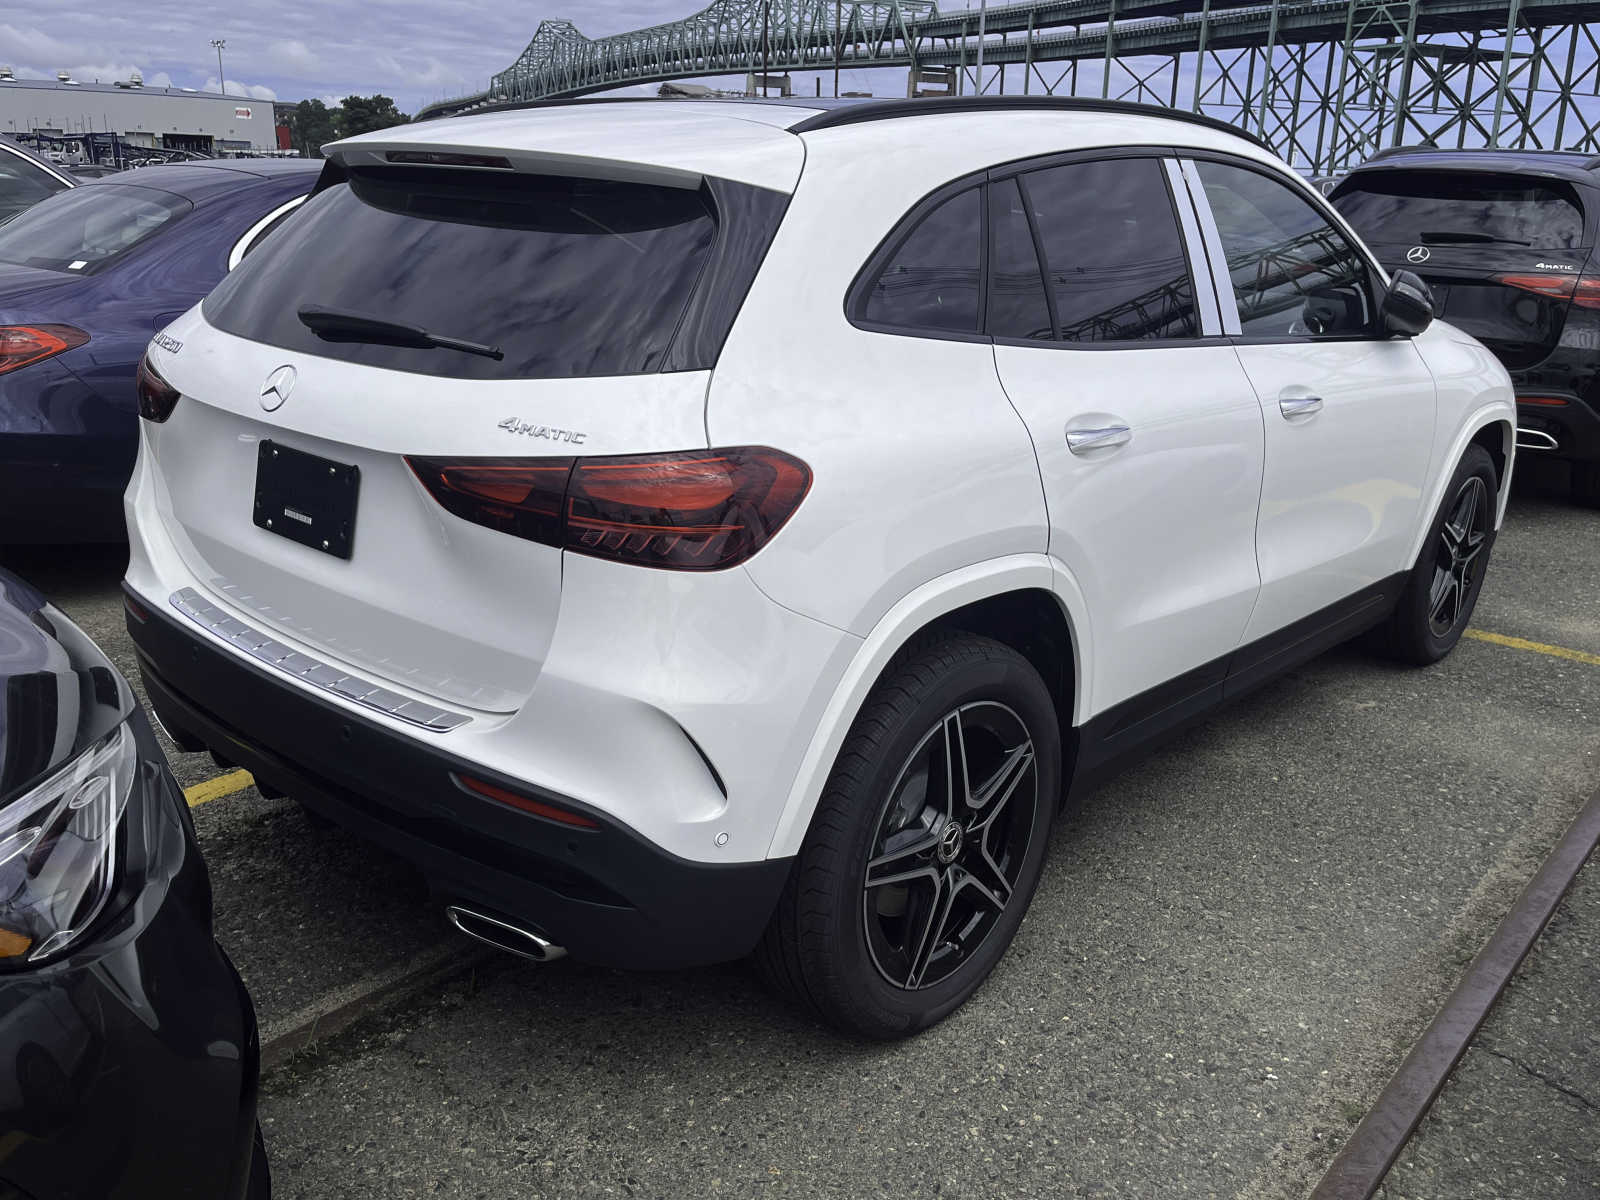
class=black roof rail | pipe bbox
[786,96,1275,154]
[444,94,1277,157]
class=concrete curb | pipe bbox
[1312,784,1600,1200]
[261,941,493,1073]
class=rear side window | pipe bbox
[0,182,190,272]
[860,187,982,334]
[1021,158,1200,342]
[203,167,718,380]
[1333,172,1586,250]
[1195,160,1377,339]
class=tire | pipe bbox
[1384,444,1498,665]
[756,632,1060,1039]
[245,1121,272,1199]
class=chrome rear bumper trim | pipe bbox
[169,588,471,732]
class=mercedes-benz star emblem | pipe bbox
[1406,245,1431,264]
[259,365,297,411]
[936,819,965,865]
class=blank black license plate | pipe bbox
[253,440,360,559]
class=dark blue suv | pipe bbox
[0,159,319,543]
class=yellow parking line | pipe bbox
[1465,628,1600,668]
[183,769,255,808]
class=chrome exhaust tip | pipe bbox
[445,905,567,963]
[1516,427,1560,452]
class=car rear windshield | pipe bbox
[202,166,720,380]
[1333,171,1587,250]
[0,182,190,272]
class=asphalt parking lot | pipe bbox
[4,465,1597,1200]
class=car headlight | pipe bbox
[0,723,136,963]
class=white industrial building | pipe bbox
[0,67,283,154]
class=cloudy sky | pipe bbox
[3,2,987,114]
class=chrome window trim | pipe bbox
[170,587,471,731]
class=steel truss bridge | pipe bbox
[418,1,1600,174]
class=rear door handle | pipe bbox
[1279,394,1324,418]
[1065,425,1132,455]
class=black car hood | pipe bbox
[0,570,133,805]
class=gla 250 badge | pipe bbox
[498,417,587,446]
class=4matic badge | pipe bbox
[498,417,587,446]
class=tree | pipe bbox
[335,95,411,139]
[287,98,337,158]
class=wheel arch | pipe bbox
[1406,408,1516,570]
[764,555,1087,860]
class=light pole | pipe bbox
[211,38,227,95]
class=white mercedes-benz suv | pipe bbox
[124,97,1513,1038]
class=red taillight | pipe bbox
[408,447,811,571]
[1496,272,1600,309]
[136,354,181,422]
[567,449,811,570]
[454,774,601,829]
[407,459,571,545]
[0,324,88,376]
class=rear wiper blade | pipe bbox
[1419,230,1532,246]
[296,305,504,361]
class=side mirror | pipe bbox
[1382,269,1435,337]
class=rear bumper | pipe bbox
[0,433,131,544]
[0,362,135,544]
[1512,390,1600,464]
[126,590,793,970]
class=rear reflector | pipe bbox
[1496,272,1600,309]
[0,324,88,377]
[136,354,181,422]
[1516,396,1570,407]
[454,774,601,829]
[408,447,811,571]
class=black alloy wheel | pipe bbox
[1427,473,1491,638]
[1385,443,1498,664]
[756,632,1059,1040]
[862,701,1038,991]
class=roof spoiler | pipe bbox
[320,137,705,191]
